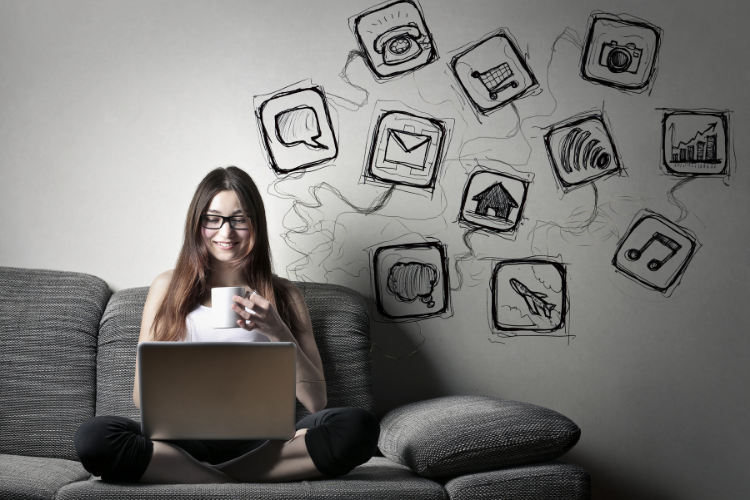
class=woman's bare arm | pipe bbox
[132,270,173,409]
[283,283,327,412]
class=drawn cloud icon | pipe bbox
[387,261,438,308]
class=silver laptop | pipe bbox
[138,342,297,440]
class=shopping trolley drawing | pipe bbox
[471,63,518,100]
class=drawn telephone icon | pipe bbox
[374,23,424,66]
[624,232,681,271]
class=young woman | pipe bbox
[74,167,379,484]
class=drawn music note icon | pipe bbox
[624,232,682,271]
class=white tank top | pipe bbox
[185,305,271,343]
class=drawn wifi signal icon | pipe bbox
[544,111,623,192]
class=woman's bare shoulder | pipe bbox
[273,276,306,307]
[274,275,296,291]
[275,276,305,296]
[153,269,174,284]
[148,270,174,296]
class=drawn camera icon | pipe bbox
[352,0,437,80]
[599,40,642,74]
[580,13,662,92]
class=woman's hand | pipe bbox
[232,291,292,342]
[233,282,327,413]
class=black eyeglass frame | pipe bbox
[200,214,251,230]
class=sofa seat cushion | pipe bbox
[378,395,581,479]
[444,461,591,500]
[0,453,91,500]
[55,457,446,500]
[0,267,111,460]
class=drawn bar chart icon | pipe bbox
[612,210,698,294]
[661,109,730,177]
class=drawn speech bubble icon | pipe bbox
[275,106,328,150]
[387,261,438,308]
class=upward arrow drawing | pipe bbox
[671,121,718,150]
[472,182,518,221]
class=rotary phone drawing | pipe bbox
[373,23,425,66]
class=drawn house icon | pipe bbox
[472,182,518,221]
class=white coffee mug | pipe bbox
[211,287,246,329]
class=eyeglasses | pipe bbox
[200,214,250,230]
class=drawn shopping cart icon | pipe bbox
[471,63,518,100]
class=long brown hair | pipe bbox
[151,166,291,341]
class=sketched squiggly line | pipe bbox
[271,180,397,280]
[531,265,562,294]
[499,304,536,327]
[451,228,486,291]
[369,322,426,361]
[328,50,370,111]
[667,177,694,223]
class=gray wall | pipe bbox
[1,0,748,497]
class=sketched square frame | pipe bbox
[256,86,338,175]
[364,109,448,191]
[351,0,438,81]
[579,12,662,93]
[449,28,538,116]
[660,109,731,178]
[489,258,569,337]
[612,210,699,295]
[543,110,623,193]
[372,241,451,321]
[457,169,530,236]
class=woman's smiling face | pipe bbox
[201,190,252,264]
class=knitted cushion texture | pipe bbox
[95,287,149,421]
[378,395,581,479]
[55,457,447,500]
[0,267,110,460]
[444,461,591,500]
[0,453,91,500]
[96,282,374,422]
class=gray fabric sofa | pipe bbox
[0,266,591,499]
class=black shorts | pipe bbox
[74,407,379,482]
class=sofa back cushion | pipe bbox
[0,266,110,460]
[96,281,373,421]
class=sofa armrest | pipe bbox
[378,395,581,480]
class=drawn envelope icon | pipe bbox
[385,129,432,169]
